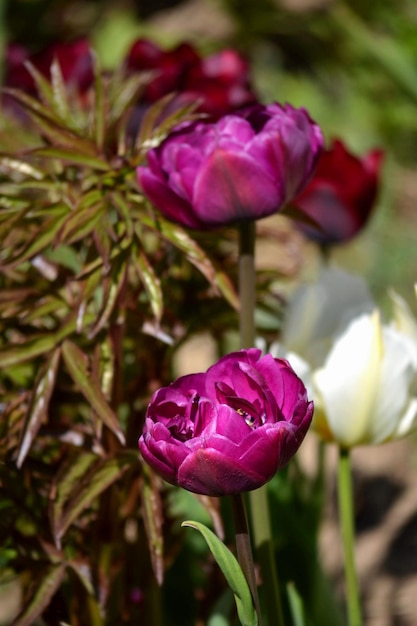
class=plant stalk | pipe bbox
[232,493,263,625]
[337,447,363,626]
[238,221,284,626]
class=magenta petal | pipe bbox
[177,447,268,495]
[137,166,203,228]
[193,149,282,224]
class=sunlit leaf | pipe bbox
[182,521,258,626]
[0,155,45,180]
[51,450,137,546]
[134,246,163,322]
[287,582,306,626]
[142,467,164,585]
[16,347,61,468]
[61,340,125,445]
[50,58,72,125]
[11,563,66,626]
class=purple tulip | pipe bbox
[139,349,313,496]
[137,103,323,229]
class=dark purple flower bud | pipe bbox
[139,349,313,496]
[137,103,323,229]
[293,139,384,244]
[125,38,256,118]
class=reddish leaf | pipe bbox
[16,347,61,468]
[61,340,125,445]
[11,563,66,626]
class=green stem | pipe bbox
[232,494,263,626]
[337,447,363,626]
[238,221,284,626]
[239,221,256,348]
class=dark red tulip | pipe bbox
[293,139,384,244]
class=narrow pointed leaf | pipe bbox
[142,467,164,585]
[287,582,306,626]
[16,347,61,468]
[2,211,69,268]
[0,155,45,180]
[52,451,137,544]
[56,202,104,246]
[0,315,79,367]
[11,563,66,626]
[32,147,109,171]
[134,247,163,322]
[50,58,72,124]
[61,340,125,445]
[182,521,258,626]
[140,215,239,310]
[50,450,98,546]
[92,53,105,151]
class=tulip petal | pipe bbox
[314,312,383,447]
[193,148,283,224]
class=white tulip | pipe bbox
[313,310,417,447]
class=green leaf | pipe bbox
[2,210,69,268]
[139,215,239,310]
[56,202,104,246]
[16,348,61,468]
[142,467,164,585]
[0,316,78,367]
[50,58,72,125]
[134,247,163,322]
[32,147,109,171]
[0,154,45,180]
[287,582,306,626]
[11,563,66,626]
[61,339,125,445]
[51,451,137,546]
[182,521,258,626]
[92,53,105,151]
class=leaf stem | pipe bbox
[337,447,363,626]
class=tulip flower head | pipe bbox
[313,310,417,448]
[139,349,313,496]
[293,139,384,245]
[137,103,323,229]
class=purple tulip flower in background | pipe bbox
[139,348,314,496]
[137,103,323,229]
[293,138,384,245]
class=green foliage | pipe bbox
[0,54,245,625]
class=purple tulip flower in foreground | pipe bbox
[139,349,314,496]
[137,103,323,229]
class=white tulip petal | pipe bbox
[313,312,383,447]
[371,327,417,443]
[390,397,417,440]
